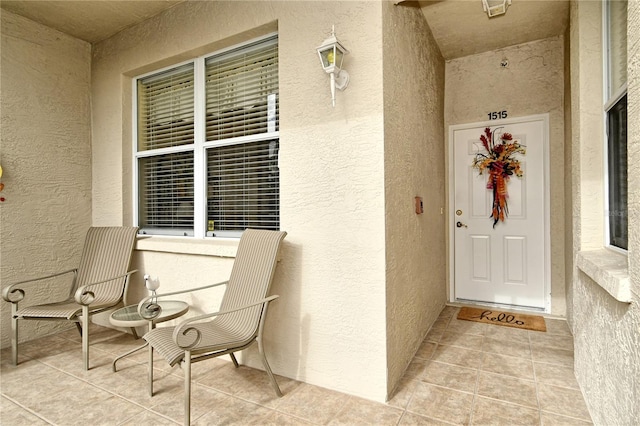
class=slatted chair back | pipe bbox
[74,226,139,306]
[216,229,287,337]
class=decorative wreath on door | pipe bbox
[472,127,526,228]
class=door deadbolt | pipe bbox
[456,209,463,216]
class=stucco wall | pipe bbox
[382,2,446,397]
[90,1,388,401]
[570,1,640,424]
[445,36,567,316]
[0,11,92,349]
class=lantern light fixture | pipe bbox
[481,0,511,18]
[316,25,350,107]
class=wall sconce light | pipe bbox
[316,25,350,107]
[482,0,511,18]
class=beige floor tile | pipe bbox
[533,362,580,389]
[12,333,77,363]
[542,319,572,336]
[39,384,146,426]
[150,383,230,424]
[421,360,479,392]
[426,328,446,342]
[471,396,540,425]
[118,409,179,425]
[275,383,349,424]
[529,333,573,352]
[540,411,593,425]
[328,396,404,425]
[531,346,574,367]
[0,396,50,426]
[415,340,438,360]
[484,325,531,344]
[260,410,315,425]
[446,318,490,336]
[483,337,532,359]
[192,395,274,425]
[537,383,591,421]
[433,317,453,331]
[198,361,299,408]
[388,377,421,410]
[481,352,535,380]
[407,382,474,425]
[405,358,431,381]
[399,411,458,425]
[477,371,538,408]
[431,345,483,369]
[439,331,484,350]
[439,306,459,320]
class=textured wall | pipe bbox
[91,1,389,401]
[445,37,566,315]
[0,11,92,349]
[382,2,446,397]
[570,1,640,424]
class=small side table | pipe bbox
[110,300,188,372]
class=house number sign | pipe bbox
[488,110,508,120]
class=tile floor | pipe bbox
[0,305,592,425]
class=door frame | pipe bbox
[447,113,552,313]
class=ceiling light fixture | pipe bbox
[482,0,512,18]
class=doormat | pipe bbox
[457,307,546,332]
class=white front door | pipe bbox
[450,115,549,310]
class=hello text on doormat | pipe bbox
[457,306,547,332]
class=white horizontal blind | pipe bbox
[137,62,195,235]
[207,140,279,234]
[205,36,278,141]
[138,152,194,234]
[607,0,627,97]
[137,63,195,151]
[205,35,279,235]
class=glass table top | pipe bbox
[110,300,189,327]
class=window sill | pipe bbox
[135,235,239,258]
[576,249,631,303]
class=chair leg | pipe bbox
[184,352,191,426]
[257,338,282,397]
[11,315,18,366]
[229,352,239,368]
[82,307,89,370]
[148,343,154,397]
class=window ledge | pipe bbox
[576,249,631,303]
[135,235,239,258]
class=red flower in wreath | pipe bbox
[472,127,525,227]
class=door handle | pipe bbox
[456,221,468,228]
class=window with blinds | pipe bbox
[134,34,279,237]
[207,139,279,235]
[205,39,279,140]
[605,0,627,250]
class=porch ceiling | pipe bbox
[0,0,187,44]
[1,1,569,58]
[416,0,570,59]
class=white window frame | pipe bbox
[133,33,279,239]
[602,0,627,252]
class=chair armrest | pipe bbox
[136,280,229,320]
[73,270,138,305]
[172,295,279,350]
[2,269,78,304]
